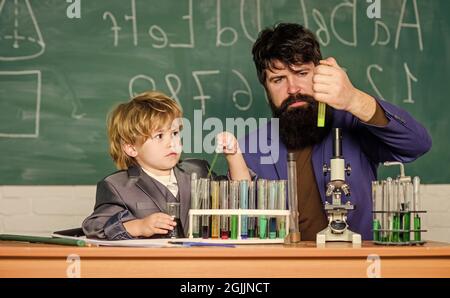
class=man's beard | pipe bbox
[270,94,333,150]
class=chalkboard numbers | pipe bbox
[193,70,220,115]
[367,64,385,101]
[402,62,417,104]
[129,75,156,97]
[367,63,418,104]
[231,70,253,111]
[165,74,182,106]
[148,25,168,48]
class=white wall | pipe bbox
[0,184,449,242]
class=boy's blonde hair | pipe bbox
[107,91,182,170]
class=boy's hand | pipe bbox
[124,212,176,237]
[215,132,239,155]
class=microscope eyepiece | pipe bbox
[332,128,342,158]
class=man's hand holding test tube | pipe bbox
[313,57,378,124]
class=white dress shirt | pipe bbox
[142,168,179,198]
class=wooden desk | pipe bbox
[1,241,449,277]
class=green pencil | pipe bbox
[0,234,88,247]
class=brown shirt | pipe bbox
[291,102,388,241]
[291,147,328,241]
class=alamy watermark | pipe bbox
[177,110,280,165]
[66,254,81,278]
[66,0,81,19]
[366,254,381,278]
[366,0,381,19]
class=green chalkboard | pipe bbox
[0,0,448,184]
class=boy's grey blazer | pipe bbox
[82,159,214,240]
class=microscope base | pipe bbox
[316,227,361,245]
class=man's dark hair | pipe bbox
[252,23,322,85]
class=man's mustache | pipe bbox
[278,94,316,114]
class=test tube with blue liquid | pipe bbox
[239,180,249,239]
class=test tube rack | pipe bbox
[188,209,290,244]
[371,210,427,246]
[371,162,427,246]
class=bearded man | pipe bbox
[240,23,431,240]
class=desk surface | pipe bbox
[1,241,450,277]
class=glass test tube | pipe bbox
[287,153,300,237]
[277,180,287,239]
[199,178,210,239]
[210,181,220,239]
[386,177,393,242]
[267,180,277,239]
[219,180,229,239]
[402,181,412,242]
[371,181,381,242]
[190,173,200,238]
[257,179,268,239]
[413,176,421,241]
[248,181,256,238]
[239,180,249,239]
[381,180,389,242]
[229,180,239,239]
[392,179,400,242]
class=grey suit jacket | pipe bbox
[82,159,214,240]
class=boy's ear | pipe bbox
[122,143,138,157]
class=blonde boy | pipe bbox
[82,91,250,239]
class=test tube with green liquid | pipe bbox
[381,180,388,242]
[402,181,412,242]
[392,179,400,242]
[229,180,239,239]
[371,181,381,242]
[239,180,249,239]
[257,179,268,239]
[210,181,220,239]
[277,180,287,239]
[267,180,277,239]
[317,102,326,127]
[386,178,393,242]
[219,180,229,239]
[248,181,256,238]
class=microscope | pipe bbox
[316,128,361,245]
